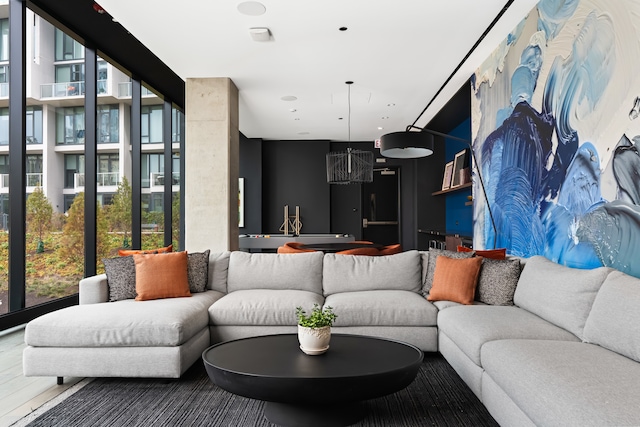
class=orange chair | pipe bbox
[336,247,381,256]
[277,242,316,254]
[378,244,402,255]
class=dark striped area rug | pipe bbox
[22,354,498,427]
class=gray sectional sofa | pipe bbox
[22,249,640,426]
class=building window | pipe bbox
[97,153,119,186]
[0,19,8,62]
[98,60,107,94]
[55,28,84,61]
[0,108,6,145]
[172,106,182,143]
[142,153,161,188]
[64,154,84,188]
[56,107,85,145]
[26,107,43,144]
[26,155,43,187]
[97,105,119,143]
[141,105,163,143]
[63,194,77,212]
[0,107,43,145]
[55,63,84,95]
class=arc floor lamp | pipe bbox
[379,125,498,248]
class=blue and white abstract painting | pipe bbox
[472,0,640,277]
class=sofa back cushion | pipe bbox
[322,250,421,296]
[207,251,231,293]
[227,251,324,294]
[513,255,611,339]
[583,271,640,362]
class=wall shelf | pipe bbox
[431,182,471,196]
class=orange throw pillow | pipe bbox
[119,244,173,257]
[134,251,191,301]
[427,255,483,305]
[457,245,506,260]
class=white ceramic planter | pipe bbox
[297,325,331,355]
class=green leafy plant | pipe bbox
[295,303,337,328]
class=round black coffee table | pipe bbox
[202,334,423,427]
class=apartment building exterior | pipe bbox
[0,6,181,229]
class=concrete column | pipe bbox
[185,78,239,252]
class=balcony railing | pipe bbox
[149,172,180,190]
[40,80,108,98]
[26,173,43,187]
[0,82,8,98]
[0,173,42,188]
[118,82,157,98]
[74,172,121,190]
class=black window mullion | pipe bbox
[7,0,26,312]
[84,43,97,277]
[163,99,172,247]
[131,78,141,249]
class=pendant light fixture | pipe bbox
[326,81,373,184]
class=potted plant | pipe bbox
[295,303,337,355]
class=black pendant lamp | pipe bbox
[379,129,434,158]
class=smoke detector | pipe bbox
[249,28,271,42]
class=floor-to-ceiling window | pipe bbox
[0,1,184,325]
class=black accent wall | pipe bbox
[261,140,331,234]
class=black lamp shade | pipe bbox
[379,131,434,158]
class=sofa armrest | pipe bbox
[79,274,109,304]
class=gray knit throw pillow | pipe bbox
[103,256,136,301]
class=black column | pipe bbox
[83,44,97,276]
[8,0,26,312]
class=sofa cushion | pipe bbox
[134,252,191,301]
[187,250,210,293]
[584,270,640,363]
[513,255,611,339]
[475,258,521,305]
[208,289,324,325]
[422,248,475,296]
[437,305,579,366]
[103,256,137,302]
[25,291,224,347]
[457,245,506,260]
[324,290,438,327]
[322,250,422,296]
[482,339,640,426]
[227,251,324,294]
[207,251,230,293]
[427,256,483,305]
[118,244,173,256]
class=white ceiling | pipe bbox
[97,0,538,142]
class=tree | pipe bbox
[109,177,132,247]
[26,187,53,253]
[60,192,110,275]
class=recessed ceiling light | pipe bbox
[387,103,395,107]
[237,1,266,16]
[294,118,300,121]
[339,27,348,31]
[378,127,384,130]
[338,117,343,120]
[281,95,297,101]
[289,108,297,112]
[381,116,389,119]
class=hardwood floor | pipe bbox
[0,325,82,427]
